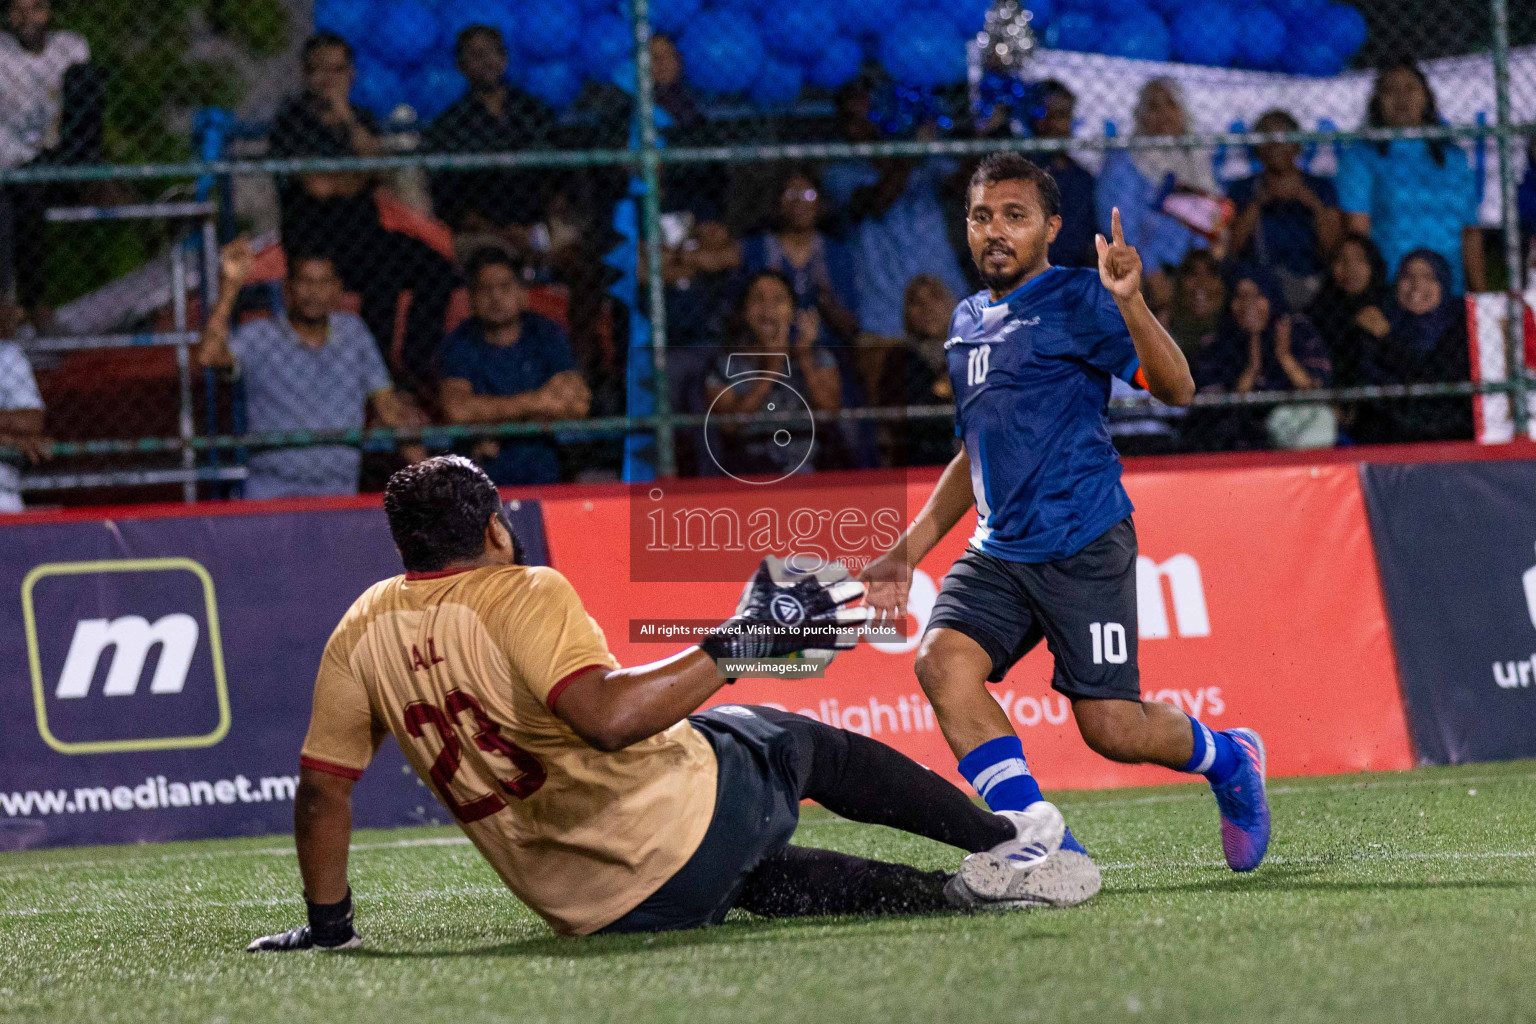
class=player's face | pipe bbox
[286,258,342,325]
[1331,240,1374,296]
[966,178,1060,294]
[1396,257,1442,315]
[469,263,526,329]
[1230,279,1272,334]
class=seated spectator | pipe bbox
[1349,249,1473,444]
[824,84,970,348]
[1164,249,1226,360]
[268,33,457,393]
[0,0,95,335]
[645,184,742,350]
[1337,58,1485,295]
[1227,109,1342,309]
[1096,78,1220,308]
[1192,267,1332,450]
[0,302,47,511]
[424,26,558,262]
[438,248,590,487]
[197,240,425,500]
[877,275,956,467]
[1307,233,1389,387]
[702,270,842,479]
[1029,80,1098,269]
[741,168,860,341]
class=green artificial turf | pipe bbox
[3,761,1534,1024]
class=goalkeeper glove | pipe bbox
[700,556,870,663]
[246,889,362,952]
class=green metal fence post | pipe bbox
[1492,0,1529,438]
[630,0,677,478]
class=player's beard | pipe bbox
[977,240,1047,294]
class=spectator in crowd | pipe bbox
[1096,78,1220,309]
[0,0,94,335]
[1227,109,1342,310]
[425,26,558,262]
[877,274,956,467]
[1164,249,1227,360]
[268,33,457,393]
[1337,58,1485,296]
[1307,233,1389,384]
[702,270,842,479]
[196,240,426,500]
[438,248,590,487]
[0,302,47,511]
[823,84,970,349]
[1519,134,1536,281]
[1192,266,1332,450]
[649,33,702,134]
[1028,80,1098,268]
[741,168,860,341]
[1348,249,1472,444]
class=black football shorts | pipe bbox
[926,517,1141,701]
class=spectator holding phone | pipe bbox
[1337,59,1485,295]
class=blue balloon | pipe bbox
[1319,2,1367,57]
[942,0,989,38]
[515,0,579,58]
[1286,39,1346,75]
[1103,12,1171,61]
[1170,1,1238,65]
[1146,0,1186,13]
[438,0,517,53]
[1046,10,1098,51]
[650,0,704,34]
[806,35,863,90]
[1023,0,1058,30]
[351,53,405,117]
[677,11,764,95]
[878,12,966,89]
[1235,6,1287,68]
[749,58,804,106]
[406,61,464,120]
[1271,0,1326,17]
[369,0,439,66]
[762,0,839,62]
[314,0,373,45]
[584,13,633,79]
[522,59,583,107]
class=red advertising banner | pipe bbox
[542,463,1413,791]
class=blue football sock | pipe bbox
[957,735,1044,812]
[1182,715,1240,784]
[1060,827,1087,855]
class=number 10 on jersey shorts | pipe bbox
[925,517,1142,700]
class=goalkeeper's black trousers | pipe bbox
[598,705,1016,934]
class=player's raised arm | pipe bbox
[1096,207,1195,407]
[553,559,870,751]
[860,447,975,619]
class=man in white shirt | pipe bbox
[0,308,48,512]
[0,0,90,331]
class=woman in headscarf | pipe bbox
[1190,265,1333,450]
[1096,78,1222,309]
[1350,248,1473,443]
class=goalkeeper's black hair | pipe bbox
[384,456,523,572]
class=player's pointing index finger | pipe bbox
[1111,206,1124,245]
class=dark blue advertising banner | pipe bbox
[0,497,546,850]
[1361,460,1536,764]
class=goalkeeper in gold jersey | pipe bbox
[249,456,1078,948]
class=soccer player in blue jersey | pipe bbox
[862,153,1271,906]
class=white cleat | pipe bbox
[945,848,1102,911]
[989,801,1066,873]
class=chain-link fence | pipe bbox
[0,0,1532,506]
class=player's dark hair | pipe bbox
[384,456,517,573]
[464,246,526,288]
[302,32,354,67]
[455,24,507,63]
[967,153,1061,219]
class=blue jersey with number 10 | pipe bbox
[946,266,1145,563]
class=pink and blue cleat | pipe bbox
[1209,728,1270,872]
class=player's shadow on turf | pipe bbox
[347,913,1072,959]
